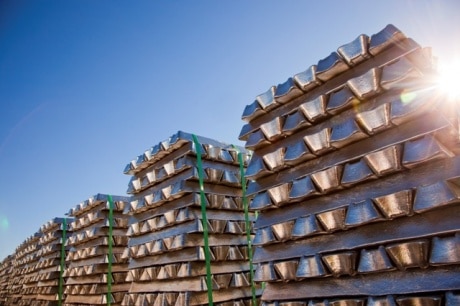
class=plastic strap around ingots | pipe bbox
[191,134,214,306]
[58,218,67,306]
[233,146,257,305]
[107,195,114,306]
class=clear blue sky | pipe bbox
[1,0,459,260]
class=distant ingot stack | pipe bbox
[13,232,42,306]
[33,218,73,305]
[0,255,14,304]
[64,194,130,306]
[239,24,460,304]
[121,131,260,306]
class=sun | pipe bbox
[436,59,460,101]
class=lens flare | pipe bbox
[0,215,8,231]
[437,59,460,101]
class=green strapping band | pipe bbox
[233,146,257,305]
[191,134,214,306]
[107,195,114,306]
[58,218,67,306]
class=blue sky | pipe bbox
[1,0,459,259]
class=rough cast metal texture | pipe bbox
[122,131,261,305]
[239,24,460,303]
[64,194,130,306]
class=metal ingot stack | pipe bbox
[33,218,73,305]
[0,255,14,304]
[121,131,260,305]
[239,24,460,304]
[64,194,130,305]
[14,232,42,305]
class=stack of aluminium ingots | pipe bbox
[14,232,42,306]
[239,24,460,305]
[33,217,73,305]
[0,255,14,304]
[121,131,260,306]
[63,194,130,305]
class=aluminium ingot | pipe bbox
[299,95,328,122]
[326,86,359,115]
[357,246,395,274]
[254,262,277,282]
[316,51,349,82]
[245,155,271,180]
[296,255,328,279]
[253,227,277,246]
[293,65,321,92]
[303,128,333,155]
[256,86,277,111]
[344,199,383,227]
[241,100,265,122]
[402,135,454,169]
[271,220,295,242]
[367,295,397,306]
[260,117,284,142]
[363,145,402,176]
[380,57,423,91]
[337,34,370,66]
[373,189,413,219]
[310,165,343,193]
[283,110,311,135]
[430,233,460,265]
[413,180,460,212]
[262,148,285,172]
[341,158,376,187]
[385,240,430,270]
[275,77,304,104]
[284,141,315,166]
[291,215,324,239]
[321,251,357,277]
[274,260,299,281]
[245,129,270,150]
[316,207,346,232]
[368,24,407,56]
[289,176,319,200]
[355,103,391,135]
[395,296,442,306]
[330,118,368,149]
[267,183,290,207]
[347,68,381,101]
[329,298,365,306]
[390,93,434,126]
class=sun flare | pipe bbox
[437,59,460,101]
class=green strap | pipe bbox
[234,147,257,304]
[107,195,114,306]
[191,134,214,306]
[58,218,67,306]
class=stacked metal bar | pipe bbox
[121,131,260,305]
[64,194,130,305]
[32,217,73,305]
[0,255,14,304]
[12,232,42,305]
[239,24,460,304]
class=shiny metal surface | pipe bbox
[337,34,370,66]
[275,77,303,104]
[294,65,321,92]
[316,52,349,82]
[347,68,381,100]
[326,86,358,115]
[369,24,406,56]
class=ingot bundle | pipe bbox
[121,131,260,306]
[33,218,73,305]
[64,194,130,305]
[0,255,14,304]
[239,24,460,304]
[12,232,42,305]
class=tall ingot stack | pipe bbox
[64,194,130,306]
[121,131,260,305]
[14,232,43,305]
[33,218,73,305]
[239,24,460,304]
[0,255,14,304]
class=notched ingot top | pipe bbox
[294,65,321,92]
[369,24,406,56]
[275,77,303,104]
[316,51,349,82]
[347,67,381,100]
[355,103,391,135]
[380,57,423,91]
[337,34,370,66]
[326,86,359,115]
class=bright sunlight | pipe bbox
[437,59,460,101]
